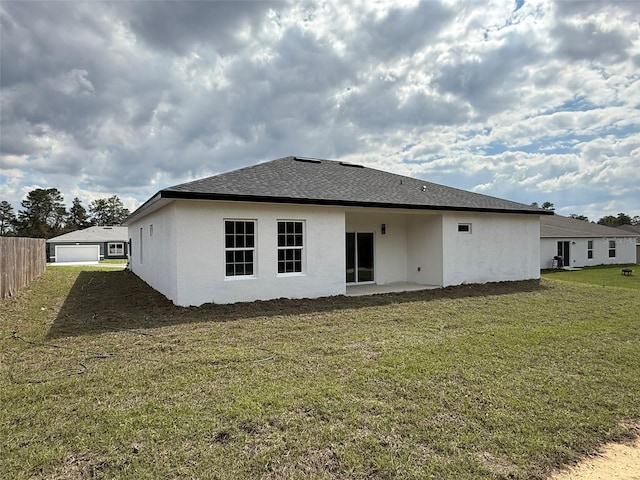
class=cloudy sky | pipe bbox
[1,0,639,220]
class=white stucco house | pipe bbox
[124,156,550,306]
[540,214,636,269]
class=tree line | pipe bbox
[0,188,130,239]
[531,202,639,227]
[2,192,637,239]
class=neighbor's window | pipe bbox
[587,240,593,259]
[277,221,304,274]
[225,220,256,277]
[458,223,472,233]
[108,242,124,256]
[608,240,616,258]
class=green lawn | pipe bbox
[1,268,638,479]
[99,259,128,265]
[542,264,639,290]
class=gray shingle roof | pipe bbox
[152,156,545,215]
[617,224,640,237]
[46,226,128,243]
[540,214,637,238]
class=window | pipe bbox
[458,223,472,233]
[587,240,593,259]
[225,220,255,277]
[108,242,124,256]
[277,221,304,274]
[608,240,616,258]
[139,227,143,264]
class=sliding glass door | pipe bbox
[346,232,374,283]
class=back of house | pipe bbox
[124,156,549,306]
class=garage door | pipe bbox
[55,245,100,263]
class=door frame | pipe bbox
[346,231,375,284]
[557,241,570,267]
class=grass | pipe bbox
[1,266,639,479]
[99,259,127,265]
[542,264,639,290]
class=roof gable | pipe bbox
[129,156,546,221]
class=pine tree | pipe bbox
[16,188,67,238]
[0,200,17,236]
[66,197,91,231]
[89,195,130,225]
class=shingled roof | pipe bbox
[540,214,637,238]
[46,226,128,243]
[127,156,549,222]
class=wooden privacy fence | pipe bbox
[0,237,46,299]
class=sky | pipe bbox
[1,0,639,221]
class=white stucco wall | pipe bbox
[407,214,443,286]
[441,213,540,286]
[128,203,179,303]
[133,200,346,306]
[129,200,544,305]
[540,237,636,269]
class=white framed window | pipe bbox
[587,240,593,259]
[225,220,256,277]
[608,240,616,258]
[458,223,472,233]
[108,242,124,256]
[277,220,304,274]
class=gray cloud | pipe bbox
[553,20,633,64]
[433,31,542,116]
[0,2,113,88]
[551,1,640,64]
[356,0,454,61]
[117,1,285,55]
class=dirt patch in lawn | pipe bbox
[551,427,640,480]
[45,269,545,339]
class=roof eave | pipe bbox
[160,190,548,216]
[123,192,166,225]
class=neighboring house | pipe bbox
[124,156,550,306]
[46,226,129,263]
[617,224,640,264]
[540,214,636,269]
